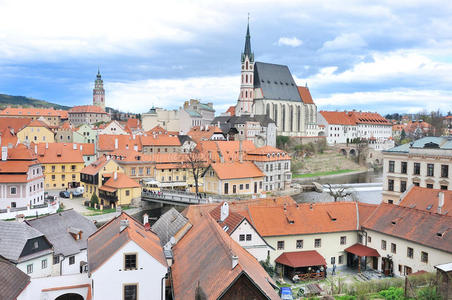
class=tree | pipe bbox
[400,129,406,141]
[276,135,290,150]
[90,193,99,206]
[325,183,353,202]
[184,148,205,196]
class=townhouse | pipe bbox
[73,124,97,144]
[99,172,141,207]
[97,120,129,135]
[17,119,55,144]
[141,133,181,154]
[68,105,110,126]
[382,136,451,203]
[0,107,68,126]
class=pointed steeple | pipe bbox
[243,15,252,57]
[97,67,101,79]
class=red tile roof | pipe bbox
[81,157,110,175]
[146,125,167,135]
[88,212,167,273]
[209,203,246,235]
[97,134,142,152]
[362,203,452,253]
[102,173,140,189]
[0,117,32,133]
[140,134,181,146]
[36,143,84,164]
[344,243,380,257]
[399,186,452,216]
[210,161,264,180]
[248,202,359,237]
[0,144,41,183]
[246,145,290,162]
[275,250,326,268]
[319,111,355,126]
[226,106,235,116]
[171,215,279,299]
[0,107,67,118]
[197,140,256,163]
[357,202,379,227]
[297,86,315,104]
[319,111,391,126]
[187,125,223,143]
[69,105,107,114]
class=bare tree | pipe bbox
[325,183,353,202]
[184,148,205,196]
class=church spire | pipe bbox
[243,14,252,58]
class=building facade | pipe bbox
[68,105,110,126]
[93,70,106,110]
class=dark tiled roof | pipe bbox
[362,203,452,253]
[0,221,45,262]
[0,259,30,300]
[171,216,279,299]
[27,210,97,257]
[254,62,301,102]
[151,208,191,247]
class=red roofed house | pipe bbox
[68,105,110,126]
[16,119,55,144]
[88,212,168,300]
[318,110,394,150]
[202,161,264,195]
[99,172,141,207]
[0,107,68,126]
[398,186,451,215]
[0,144,45,209]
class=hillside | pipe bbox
[0,94,70,110]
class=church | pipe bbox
[234,22,320,137]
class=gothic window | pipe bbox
[266,104,270,116]
[297,106,301,132]
[274,105,278,125]
[246,61,248,69]
[282,104,286,132]
[250,74,253,83]
[309,106,314,123]
[289,105,294,132]
[246,74,248,83]
[245,90,248,98]
[242,74,244,83]
[304,105,309,125]
[250,91,252,99]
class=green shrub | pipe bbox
[378,287,404,300]
[417,286,441,300]
[90,193,99,205]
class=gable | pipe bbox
[219,272,270,300]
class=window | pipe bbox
[277,241,284,250]
[245,184,249,189]
[124,254,137,270]
[331,257,336,264]
[27,264,33,274]
[400,181,407,193]
[421,251,428,263]
[33,241,39,249]
[296,240,303,249]
[239,234,245,241]
[427,184,433,189]
[427,164,434,177]
[315,239,321,248]
[381,240,387,250]
[414,163,420,175]
[62,165,65,172]
[41,259,47,269]
[126,190,130,196]
[239,184,243,190]
[69,256,75,265]
[131,168,136,176]
[246,234,251,241]
[368,236,372,243]
[10,187,17,194]
[53,255,60,265]
[71,165,76,171]
[124,284,137,300]
[388,179,394,191]
[401,162,407,174]
[441,185,448,190]
[340,236,346,245]
[407,247,413,259]
[388,161,395,173]
[391,243,396,254]
[338,255,344,264]
[441,165,449,178]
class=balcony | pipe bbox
[99,191,118,203]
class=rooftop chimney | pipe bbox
[34,145,37,154]
[120,219,129,232]
[114,138,118,149]
[232,254,238,269]
[220,202,229,222]
[80,145,83,151]
[73,143,77,150]
[114,171,118,181]
[45,142,48,149]
[143,213,149,225]
[1,146,7,161]
[438,192,445,214]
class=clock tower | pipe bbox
[236,19,254,116]
[93,69,105,110]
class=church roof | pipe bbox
[253,62,302,102]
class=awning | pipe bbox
[345,243,380,257]
[275,250,326,268]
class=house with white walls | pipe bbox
[98,120,129,135]
[88,212,168,300]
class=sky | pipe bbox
[0,0,451,115]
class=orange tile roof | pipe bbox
[209,161,264,180]
[0,128,18,147]
[140,134,181,146]
[0,117,32,133]
[246,145,290,162]
[209,203,246,235]
[171,215,279,299]
[319,111,356,125]
[36,143,84,164]
[357,202,379,227]
[81,157,110,175]
[69,105,107,114]
[187,125,223,143]
[0,144,41,182]
[146,125,167,135]
[88,212,167,273]
[399,186,452,216]
[362,203,452,253]
[226,105,235,116]
[102,173,140,189]
[275,250,326,268]
[125,118,141,131]
[248,202,359,237]
[97,134,142,152]
[320,111,391,126]
[26,119,49,128]
[297,86,315,104]
[0,107,67,117]
[197,140,256,163]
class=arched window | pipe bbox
[250,74,253,83]
[274,105,278,125]
[282,104,286,132]
[304,105,309,126]
[241,74,244,83]
[289,105,294,132]
[245,74,248,83]
[245,90,248,98]
[309,106,314,123]
[241,91,243,98]
[246,61,248,69]
[297,106,301,132]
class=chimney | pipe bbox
[220,202,229,222]
[80,145,83,151]
[114,171,118,181]
[34,145,37,154]
[217,121,220,128]
[120,219,129,232]
[114,138,118,149]
[231,254,238,269]
[45,142,49,149]
[143,213,149,225]
[438,192,445,214]
[1,146,7,161]
[73,143,77,150]
[133,145,138,151]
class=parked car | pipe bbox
[59,191,70,198]
[279,287,293,300]
[72,190,83,197]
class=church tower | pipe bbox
[93,69,105,110]
[236,19,254,116]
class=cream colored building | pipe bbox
[17,120,55,144]
[382,137,451,203]
[142,107,180,132]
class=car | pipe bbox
[59,191,70,198]
[72,190,83,197]
[279,287,293,300]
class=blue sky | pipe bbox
[0,0,451,115]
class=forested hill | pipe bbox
[0,94,70,110]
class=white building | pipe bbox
[97,120,129,135]
[88,212,168,300]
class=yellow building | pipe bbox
[203,161,264,195]
[99,172,141,207]
[154,163,205,192]
[80,157,123,199]
[37,143,84,189]
[17,120,55,144]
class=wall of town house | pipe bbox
[230,220,270,262]
[204,172,263,195]
[382,152,451,203]
[265,231,359,269]
[363,229,452,276]
[17,126,55,144]
[43,162,84,189]
[17,253,53,279]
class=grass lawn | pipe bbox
[84,205,130,216]
[293,169,356,178]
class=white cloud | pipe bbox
[277,37,303,47]
[320,33,367,51]
[104,75,239,113]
